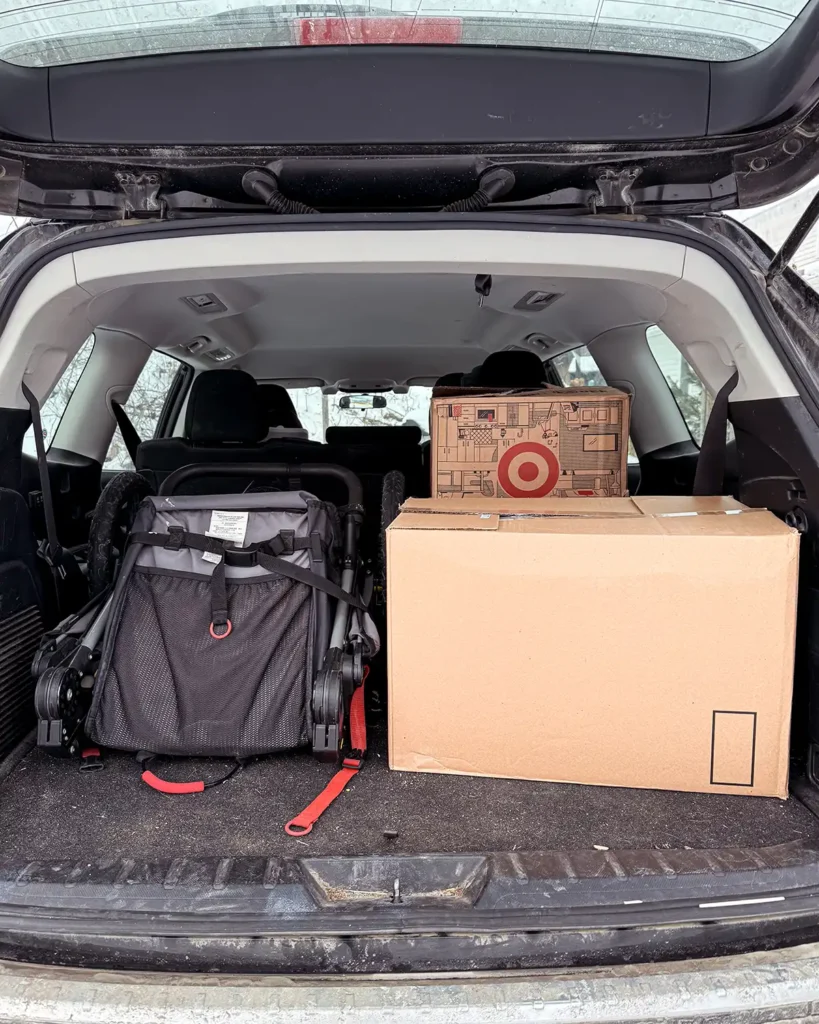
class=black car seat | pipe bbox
[462,350,548,388]
[434,371,465,386]
[136,368,269,489]
[325,425,425,498]
[258,383,319,442]
[323,424,427,567]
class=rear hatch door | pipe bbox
[2,0,819,216]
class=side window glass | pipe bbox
[645,326,733,445]
[104,350,181,470]
[551,346,608,388]
[22,336,95,456]
[550,346,638,463]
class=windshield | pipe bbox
[0,0,806,67]
[288,385,431,441]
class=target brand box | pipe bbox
[431,387,630,499]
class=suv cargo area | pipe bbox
[0,217,817,973]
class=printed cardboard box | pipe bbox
[387,496,798,798]
[431,386,630,499]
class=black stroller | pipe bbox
[33,463,378,832]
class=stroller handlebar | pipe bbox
[158,462,364,508]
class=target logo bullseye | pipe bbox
[497,442,560,497]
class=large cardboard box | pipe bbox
[387,496,799,798]
[431,386,630,499]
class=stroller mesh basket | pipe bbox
[34,463,376,768]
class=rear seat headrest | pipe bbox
[258,383,303,430]
[435,372,465,386]
[325,425,423,446]
[184,369,266,444]
[463,351,547,389]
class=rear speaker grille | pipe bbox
[0,605,43,756]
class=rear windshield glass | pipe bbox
[288,386,431,442]
[0,0,806,67]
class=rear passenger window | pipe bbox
[550,346,638,463]
[22,335,94,457]
[646,326,733,446]
[551,346,608,388]
[104,350,181,470]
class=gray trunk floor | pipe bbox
[0,725,816,860]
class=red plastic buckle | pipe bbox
[80,748,103,773]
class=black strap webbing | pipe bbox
[257,552,368,611]
[130,530,314,559]
[693,368,739,497]
[111,401,142,465]
[131,530,368,611]
[21,381,62,568]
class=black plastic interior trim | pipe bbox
[0,2,817,148]
[0,62,49,142]
[154,361,193,439]
[46,47,710,145]
[709,0,819,134]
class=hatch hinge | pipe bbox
[115,171,163,216]
[589,167,641,213]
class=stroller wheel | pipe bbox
[34,666,78,721]
[312,649,346,763]
[88,472,153,598]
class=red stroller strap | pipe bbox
[138,754,242,794]
[285,667,368,836]
[141,772,205,794]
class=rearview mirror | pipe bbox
[338,394,388,410]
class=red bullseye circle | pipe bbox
[497,442,560,497]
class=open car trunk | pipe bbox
[0,215,818,973]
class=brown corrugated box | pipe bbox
[387,496,799,798]
[431,386,630,499]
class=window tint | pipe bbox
[105,350,181,470]
[645,326,732,445]
[288,386,432,441]
[22,336,95,457]
[0,0,792,68]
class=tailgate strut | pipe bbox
[766,188,819,284]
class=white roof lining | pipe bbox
[2,227,798,413]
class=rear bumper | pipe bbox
[1,943,819,1024]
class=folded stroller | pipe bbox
[33,463,378,821]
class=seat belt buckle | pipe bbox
[39,540,65,575]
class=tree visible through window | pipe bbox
[645,326,731,445]
[287,386,432,441]
[22,336,95,457]
[105,350,180,469]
